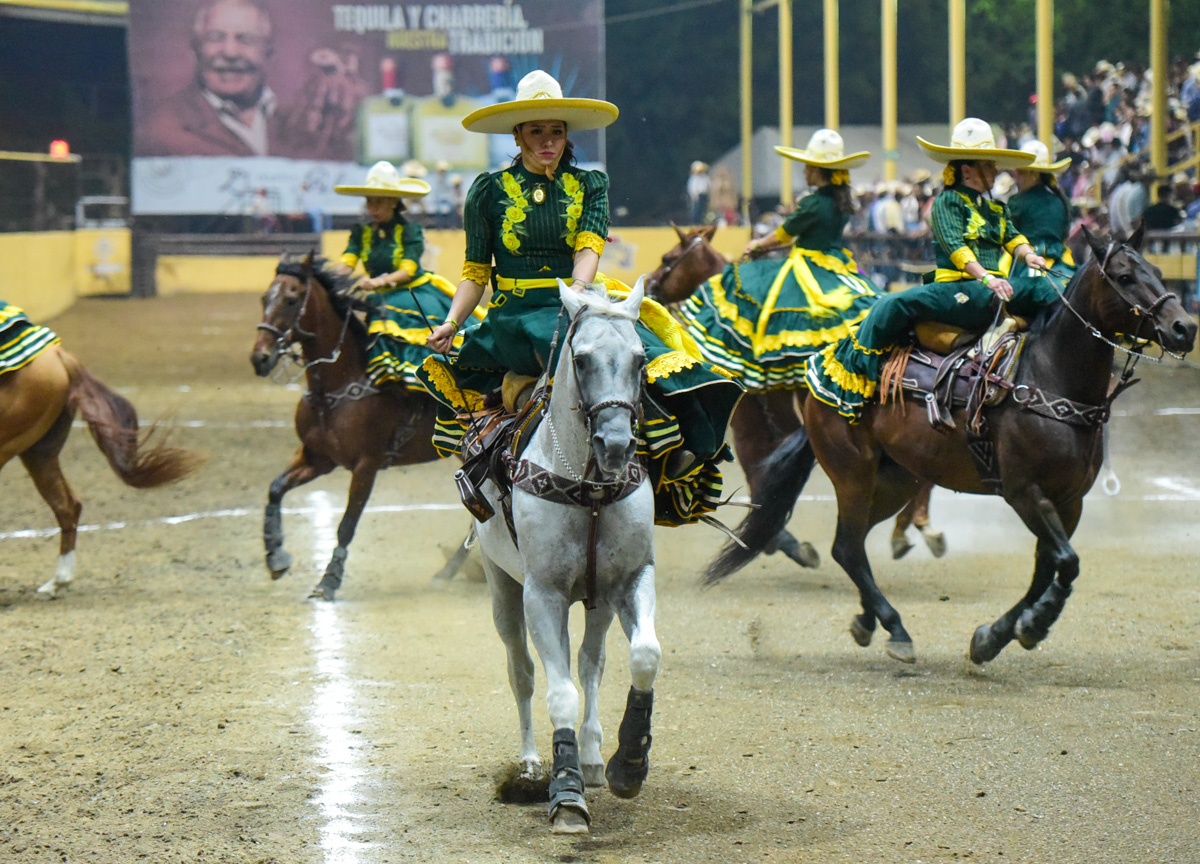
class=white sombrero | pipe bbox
[334,161,431,198]
[462,70,618,134]
[917,118,1036,169]
[1016,139,1071,173]
[774,128,870,170]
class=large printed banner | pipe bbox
[129,0,605,215]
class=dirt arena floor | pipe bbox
[1,293,1198,864]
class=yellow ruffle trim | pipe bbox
[773,226,793,244]
[646,350,699,383]
[948,246,978,271]
[398,259,419,277]
[1004,234,1030,256]
[420,356,485,411]
[368,320,466,349]
[574,230,606,256]
[340,253,359,270]
[819,348,877,398]
[462,261,492,285]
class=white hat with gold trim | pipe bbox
[774,128,870,170]
[1015,139,1072,173]
[917,118,1036,169]
[334,161,431,198]
[462,70,618,134]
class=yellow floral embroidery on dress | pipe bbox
[560,173,584,247]
[499,172,529,254]
[420,356,485,411]
[646,350,699,383]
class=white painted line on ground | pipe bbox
[306,490,372,864]
[0,503,462,541]
[1146,476,1200,500]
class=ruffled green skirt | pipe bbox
[0,302,59,376]
[417,283,744,527]
[363,273,461,390]
[674,246,877,391]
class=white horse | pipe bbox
[473,278,660,834]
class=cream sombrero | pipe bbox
[917,118,1036,169]
[774,128,870,170]
[462,70,618,134]
[1015,140,1071,173]
[335,161,431,198]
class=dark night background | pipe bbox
[2,1,1198,223]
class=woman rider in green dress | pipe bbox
[673,129,877,391]
[420,71,743,526]
[334,161,475,391]
[1007,139,1076,290]
[807,118,1054,420]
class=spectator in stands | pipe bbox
[1108,166,1148,239]
[686,161,712,226]
[1142,184,1185,230]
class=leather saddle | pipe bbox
[879,317,1028,433]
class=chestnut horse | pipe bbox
[645,224,944,564]
[250,255,470,600]
[704,225,1196,664]
[1,334,201,596]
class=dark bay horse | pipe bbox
[1,339,201,596]
[250,255,469,601]
[704,224,1196,664]
[646,224,944,564]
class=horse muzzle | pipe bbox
[250,343,281,377]
[590,416,638,477]
[1160,314,1198,355]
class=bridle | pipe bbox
[256,264,351,374]
[647,234,705,297]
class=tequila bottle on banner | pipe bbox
[411,52,489,172]
[486,55,516,169]
[357,57,410,164]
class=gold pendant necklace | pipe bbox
[532,185,546,205]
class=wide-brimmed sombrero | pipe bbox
[917,118,1036,169]
[1015,139,1071,173]
[334,161,431,198]
[462,70,618,134]
[774,128,870,170]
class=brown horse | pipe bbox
[0,338,201,597]
[645,224,944,564]
[250,255,469,601]
[705,224,1196,664]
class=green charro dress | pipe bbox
[807,182,1059,420]
[1007,182,1075,290]
[0,302,59,376]
[340,214,466,390]
[674,185,877,391]
[417,162,744,526]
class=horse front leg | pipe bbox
[482,555,541,783]
[969,540,1057,664]
[577,603,616,788]
[310,459,380,601]
[606,562,660,799]
[523,578,588,833]
[20,450,81,598]
[265,446,332,578]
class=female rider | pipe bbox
[1008,139,1076,290]
[421,71,742,526]
[807,118,1054,420]
[334,161,470,391]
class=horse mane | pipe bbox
[573,283,641,321]
[1024,251,1096,339]
[275,255,370,354]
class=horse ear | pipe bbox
[671,221,687,243]
[1081,224,1108,264]
[558,278,584,318]
[1127,219,1146,252]
[622,276,645,320]
[302,249,316,274]
[700,224,717,241]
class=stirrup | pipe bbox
[664,448,697,478]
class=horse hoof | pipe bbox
[891,535,915,560]
[35,581,61,599]
[1014,616,1041,650]
[922,531,947,558]
[308,584,336,602]
[790,542,820,569]
[970,625,1000,664]
[849,616,874,647]
[550,807,590,834]
[582,763,605,788]
[266,549,293,579]
[886,639,916,664]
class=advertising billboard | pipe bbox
[128,0,605,215]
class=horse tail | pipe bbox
[61,351,204,488]
[703,426,815,586]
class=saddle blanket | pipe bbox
[0,303,60,377]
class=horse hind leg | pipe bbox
[264,447,331,578]
[20,437,81,598]
[606,563,660,799]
